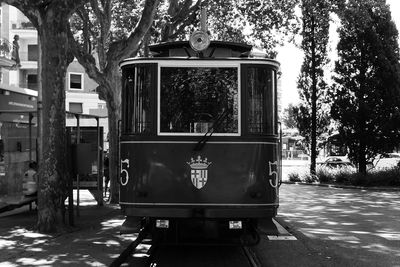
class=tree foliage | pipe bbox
[237,0,300,56]
[281,104,298,129]
[292,103,331,145]
[331,0,400,173]
[68,0,160,203]
[154,0,300,57]
[297,0,331,173]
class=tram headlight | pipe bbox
[189,30,210,52]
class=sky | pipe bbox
[276,0,400,109]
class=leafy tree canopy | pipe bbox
[70,0,301,58]
[331,0,400,173]
[296,0,331,171]
[282,103,298,129]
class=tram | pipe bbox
[119,32,281,241]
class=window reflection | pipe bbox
[122,65,153,134]
[160,67,238,134]
[247,67,275,134]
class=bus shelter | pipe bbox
[0,102,107,224]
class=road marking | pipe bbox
[267,235,297,240]
[328,236,359,241]
[259,219,298,240]
[376,233,400,240]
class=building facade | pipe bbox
[0,3,109,148]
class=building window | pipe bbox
[27,45,38,61]
[69,102,83,113]
[27,74,38,90]
[98,103,106,109]
[69,73,83,90]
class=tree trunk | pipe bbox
[358,42,367,175]
[105,69,122,204]
[310,13,317,177]
[358,138,367,174]
[36,18,71,233]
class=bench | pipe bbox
[0,195,37,214]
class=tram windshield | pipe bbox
[160,67,238,135]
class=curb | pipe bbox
[281,181,400,191]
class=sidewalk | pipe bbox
[0,190,134,267]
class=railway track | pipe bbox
[110,227,262,267]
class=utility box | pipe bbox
[72,143,93,175]
[68,126,104,189]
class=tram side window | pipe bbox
[122,65,154,134]
[160,67,238,134]
[246,66,275,134]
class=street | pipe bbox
[1,185,400,266]
[277,183,400,266]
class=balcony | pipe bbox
[10,21,37,39]
[12,21,35,30]
[18,51,38,69]
[18,82,39,91]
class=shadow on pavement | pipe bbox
[0,191,134,266]
[277,184,400,266]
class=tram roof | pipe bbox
[149,41,252,55]
[120,41,280,68]
[120,40,280,69]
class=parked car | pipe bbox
[373,153,400,169]
[320,157,355,169]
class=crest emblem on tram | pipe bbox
[187,156,212,189]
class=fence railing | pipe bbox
[282,149,309,160]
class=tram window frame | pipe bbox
[157,61,241,136]
[121,63,157,135]
[242,64,277,136]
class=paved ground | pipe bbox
[278,183,400,267]
[0,191,132,267]
[1,184,399,266]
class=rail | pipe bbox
[110,222,151,266]
[282,149,309,160]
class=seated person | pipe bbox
[22,161,38,197]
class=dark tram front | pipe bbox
[119,40,281,240]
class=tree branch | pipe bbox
[67,25,107,88]
[89,0,111,71]
[161,0,201,41]
[1,0,41,27]
[105,0,159,71]
[76,6,94,54]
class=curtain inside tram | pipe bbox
[122,64,155,134]
[246,66,275,135]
